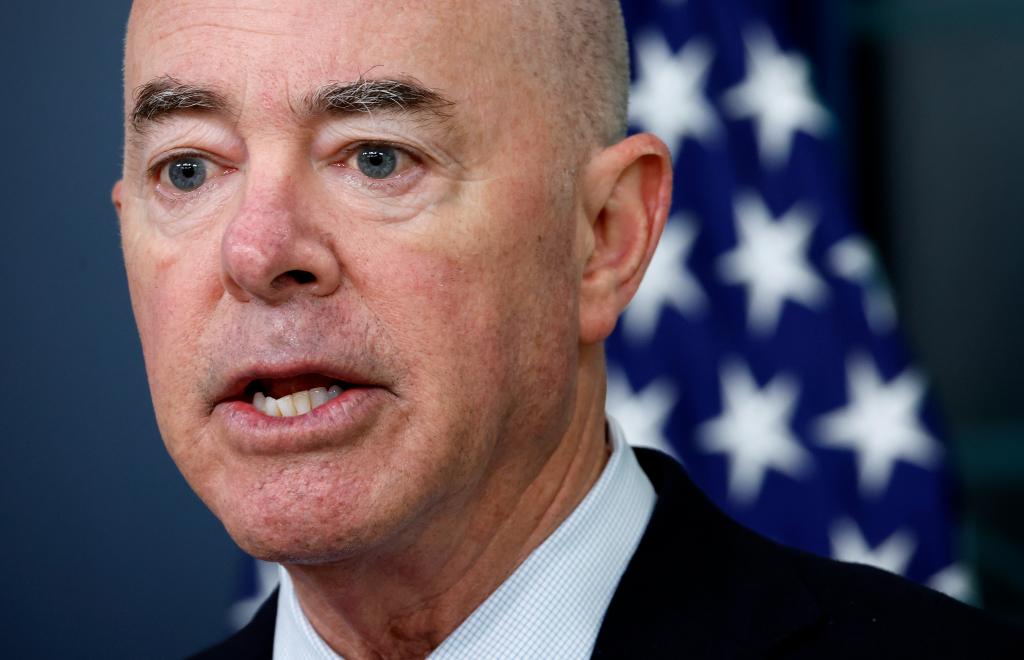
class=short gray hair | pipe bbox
[548,0,631,147]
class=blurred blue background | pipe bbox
[1,1,1021,657]
[1,2,242,657]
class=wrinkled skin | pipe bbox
[115,0,670,656]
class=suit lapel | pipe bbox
[592,448,821,658]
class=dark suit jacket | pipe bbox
[194,448,1024,659]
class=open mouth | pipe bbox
[241,374,358,418]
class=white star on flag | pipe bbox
[718,193,828,336]
[697,359,812,504]
[623,214,706,343]
[927,563,973,602]
[723,25,829,168]
[828,236,898,335]
[816,354,943,497]
[829,518,916,576]
[629,31,719,158]
[607,369,679,460]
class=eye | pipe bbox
[329,142,425,197]
[355,145,399,179]
[163,155,208,191]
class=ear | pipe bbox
[112,180,124,219]
[577,133,672,345]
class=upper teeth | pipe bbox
[253,385,343,417]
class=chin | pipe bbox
[227,525,368,566]
[198,453,439,566]
[218,498,399,566]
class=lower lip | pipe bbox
[211,387,391,455]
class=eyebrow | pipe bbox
[305,77,454,123]
[130,76,232,131]
[128,75,455,136]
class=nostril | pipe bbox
[288,270,316,284]
[271,269,317,289]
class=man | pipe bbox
[114,0,1022,658]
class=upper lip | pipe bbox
[213,360,382,406]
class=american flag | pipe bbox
[608,0,967,597]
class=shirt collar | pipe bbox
[274,417,656,659]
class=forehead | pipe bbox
[125,0,542,116]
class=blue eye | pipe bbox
[356,146,398,179]
[167,157,207,191]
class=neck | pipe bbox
[284,348,611,659]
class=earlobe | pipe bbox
[578,133,673,345]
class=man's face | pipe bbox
[118,0,591,561]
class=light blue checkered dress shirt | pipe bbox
[273,418,657,659]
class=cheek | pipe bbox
[130,250,211,357]
[356,177,581,400]
[123,220,222,428]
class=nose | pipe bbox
[220,177,342,304]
